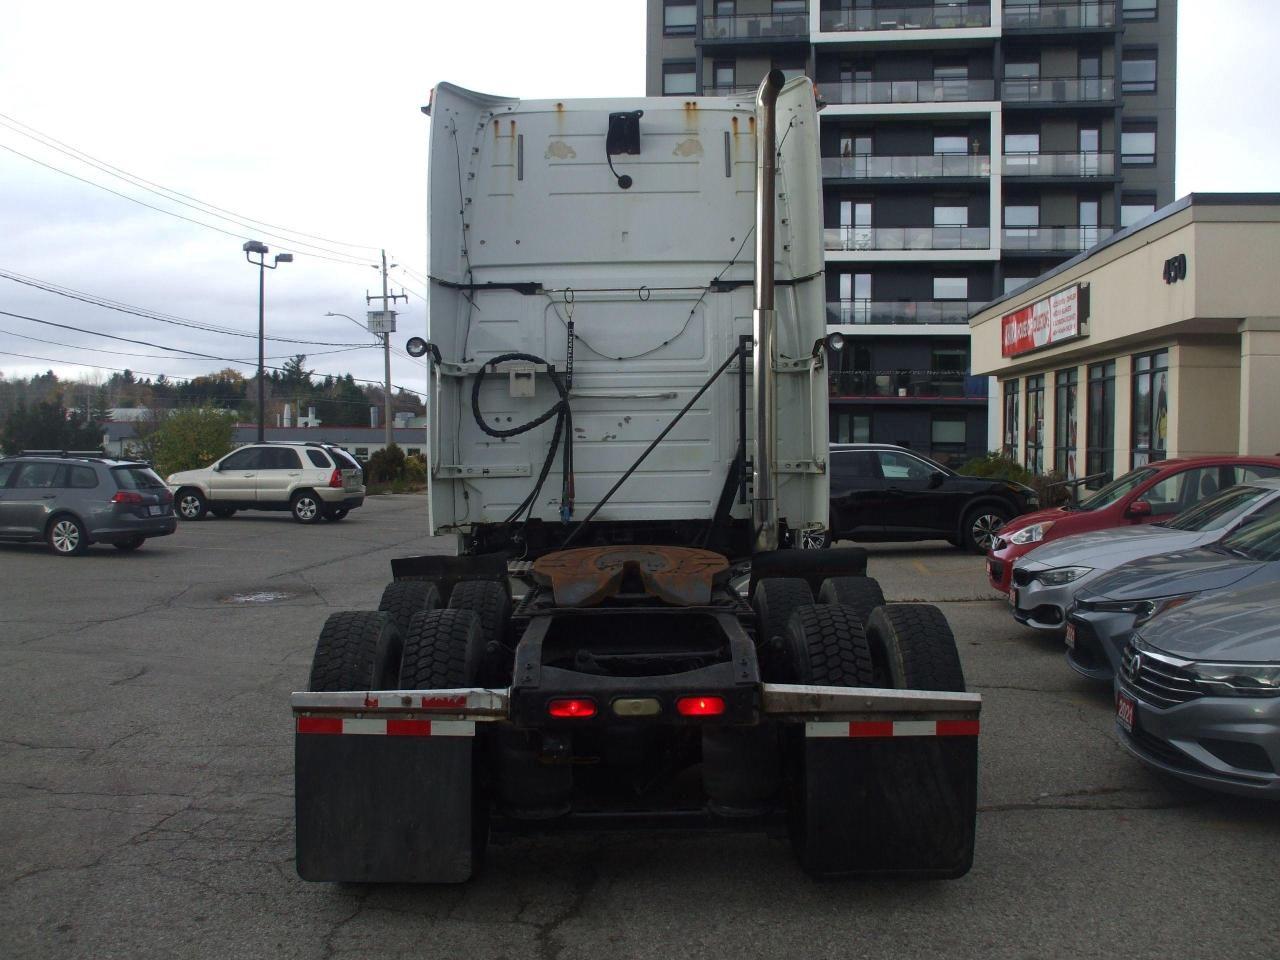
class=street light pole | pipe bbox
[381,250,393,451]
[243,241,292,443]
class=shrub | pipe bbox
[147,408,236,476]
[366,443,407,484]
[958,452,1073,508]
[403,454,427,484]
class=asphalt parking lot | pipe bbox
[2,495,1277,960]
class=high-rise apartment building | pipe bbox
[646,0,1176,465]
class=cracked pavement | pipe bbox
[1,502,1277,959]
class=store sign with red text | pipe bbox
[1001,284,1087,358]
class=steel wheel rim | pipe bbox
[296,498,317,520]
[52,520,80,552]
[180,496,201,518]
[971,514,1004,549]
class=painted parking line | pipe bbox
[912,559,929,575]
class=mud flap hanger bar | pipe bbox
[291,685,980,724]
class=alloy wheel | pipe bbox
[295,497,318,521]
[51,520,81,553]
[970,513,1004,551]
[179,495,202,519]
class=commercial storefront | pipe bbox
[970,194,1280,484]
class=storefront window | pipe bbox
[1003,379,1020,459]
[1131,349,1169,467]
[831,411,870,443]
[1054,367,1079,479]
[1086,361,1115,488]
[1024,374,1044,474]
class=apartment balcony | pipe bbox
[823,77,997,105]
[1002,151,1116,177]
[829,370,989,400]
[702,83,762,98]
[826,300,980,325]
[818,2,991,33]
[701,11,809,43]
[1004,1,1117,31]
[822,153,991,180]
[1002,76,1117,105]
[824,225,991,252]
[1001,225,1115,253]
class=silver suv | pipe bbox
[0,451,176,556]
[166,442,365,524]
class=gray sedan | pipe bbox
[1115,580,1280,799]
[1011,479,1280,633]
[1066,508,1280,681]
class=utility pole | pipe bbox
[367,250,407,451]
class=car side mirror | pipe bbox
[929,471,946,489]
[1126,499,1152,518]
[212,463,223,472]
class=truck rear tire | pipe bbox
[308,611,402,692]
[379,580,442,639]
[447,580,511,649]
[784,603,876,687]
[752,577,813,681]
[863,604,973,875]
[399,609,485,688]
[817,576,886,629]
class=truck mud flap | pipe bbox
[794,723,978,879]
[295,717,478,883]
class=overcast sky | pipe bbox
[0,1,1276,394]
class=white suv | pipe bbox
[167,442,365,524]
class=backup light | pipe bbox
[547,698,596,719]
[675,696,726,717]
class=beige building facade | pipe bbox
[970,194,1280,484]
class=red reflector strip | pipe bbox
[295,717,475,737]
[675,695,727,717]
[805,720,980,739]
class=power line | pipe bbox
[0,268,375,347]
[0,140,378,268]
[0,308,427,397]
[0,111,386,255]
[0,326,370,364]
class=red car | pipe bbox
[987,456,1280,595]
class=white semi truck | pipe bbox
[292,74,981,882]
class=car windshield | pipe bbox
[1217,509,1280,562]
[112,466,167,490]
[1076,468,1157,511]
[1161,484,1269,532]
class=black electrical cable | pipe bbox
[469,352,572,525]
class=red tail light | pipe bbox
[676,696,726,717]
[328,468,343,488]
[112,491,144,505]
[547,698,596,719]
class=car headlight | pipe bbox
[1007,521,1054,545]
[1078,594,1196,625]
[1037,566,1092,586]
[1183,661,1280,697]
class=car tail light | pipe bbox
[112,491,144,505]
[547,698,596,719]
[675,696,726,717]
[328,468,343,488]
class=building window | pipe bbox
[662,61,696,96]
[1122,0,1158,21]
[1122,50,1157,93]
[1121,193,1158,227]
[934,204,969,227]
[1004,275,1036,295]
[1004,204,1040,227]
[663,0,696,36]
[933,133,967,155]
[407,448,422,457]
[931,415,967,462]
[773,0,805,13]
[1025,374,1045,474]
[1003,379,1020,459]
[1086,361,1116,486]
[1131,349,1169,467]
[715,0,735,16]
[933,276,968,300]
[712,61,735,91]
[1004,61,1040,80]
[1054,367,1079,479]
[355,447,370,459]
[831,411,871,443]
[1121,124,1157,165]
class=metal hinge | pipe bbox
[776,459,825,475]
[435,464,532,479]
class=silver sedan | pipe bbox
[1010,479,1280,634]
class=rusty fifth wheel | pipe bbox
[531,545,730,607]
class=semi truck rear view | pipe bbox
[292,74,981,882]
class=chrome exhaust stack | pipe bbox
[752,70,784,553]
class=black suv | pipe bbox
[829,443,1037,552]
[0,451,176,556]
